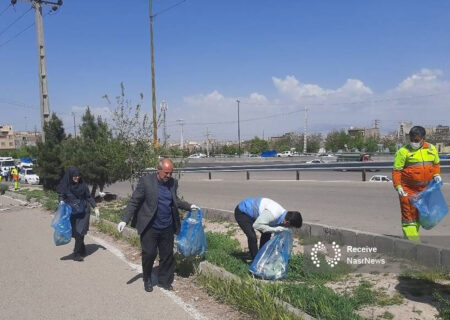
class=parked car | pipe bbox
[306,159,324,164]
[277,151,293,157]
[188,153,207,159]
[19,168,40,184]
[369,175,391,182]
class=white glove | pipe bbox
[397,187,408,197]
[191,204,200,210]
[59,200,65,205]
[274,226,287,233]
[94,207,100,218]
[434,175,442,184]
[117,221,126,233]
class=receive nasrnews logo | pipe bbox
[311,241,341,268]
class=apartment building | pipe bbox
[0,125,16,150]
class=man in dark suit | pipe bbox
[117,158,199,292]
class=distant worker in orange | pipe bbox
[392,126,441,241]
[11,166,19,190]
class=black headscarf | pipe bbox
[57,166,89,199]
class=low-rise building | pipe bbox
[14,131,42,148]
[0,125,16,150]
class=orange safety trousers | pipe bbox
[398,184,427,224]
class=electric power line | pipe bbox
[153,0,186,17]
[0,6,32,38]
[0,9,55,49]
[0,3,11,17]
[0,21,34,48]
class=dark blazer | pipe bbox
[122,173,191,235]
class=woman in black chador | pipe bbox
[57,167,99,261]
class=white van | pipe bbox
[0,157,15,173]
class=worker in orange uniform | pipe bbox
[11,166,19,190]
[392,126,441,242]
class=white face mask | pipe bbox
[410,141,422,149]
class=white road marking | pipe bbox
[89,235,208,320]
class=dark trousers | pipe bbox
[140,224,175,286]
[73,235,85,254]
[234,206,271,259]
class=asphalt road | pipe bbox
[106,170,450,244]
[0,197,201,320]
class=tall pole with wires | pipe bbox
[149,0,158,149]
[11,0,62,142]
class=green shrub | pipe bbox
[0,184,8,195]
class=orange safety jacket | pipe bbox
[392,141,440,189]
[11,168,18,181]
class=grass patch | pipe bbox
[93,220,141,249]
[376,292,404,306]
[284,253,349,284]
[268,283,364,320]
[379,311,394,319]
[433,291,450,320]
[205,231,249,277]
[197,274,298,320]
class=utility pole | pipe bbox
[205,127,211,157]
[149,0,158,149]
[236,99,241,157]
[12,0,62,142]
[160,100,168,147]
[72,112,76,137]
[303,106,308,154]
[177,119,184,149]
[374,119,380,129]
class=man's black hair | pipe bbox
[286,211,302,228]
[409,126,426,138]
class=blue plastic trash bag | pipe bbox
[411,180,448,230]
[249,229,293,280]
[176,209,206,257]
[51,203,72,246]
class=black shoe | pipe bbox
[144,279,153,292]
[73,253,84,262]
[158,284,173,291]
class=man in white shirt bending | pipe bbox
[234,197,302,260]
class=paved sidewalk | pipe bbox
[0,199,203,320]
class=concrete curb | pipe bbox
[198,261,316,320]
[202,207,450,268]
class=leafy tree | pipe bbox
[381,135,397,153]
[108,83,157,190]
[35,113,66,190]
[325,130,350,152]
[306,134,322,153]
[364,136,380,152]
[63,107,116,196]
[248,136,269,154]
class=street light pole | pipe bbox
[236,99,241,157]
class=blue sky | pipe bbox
[1,0,449,142]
